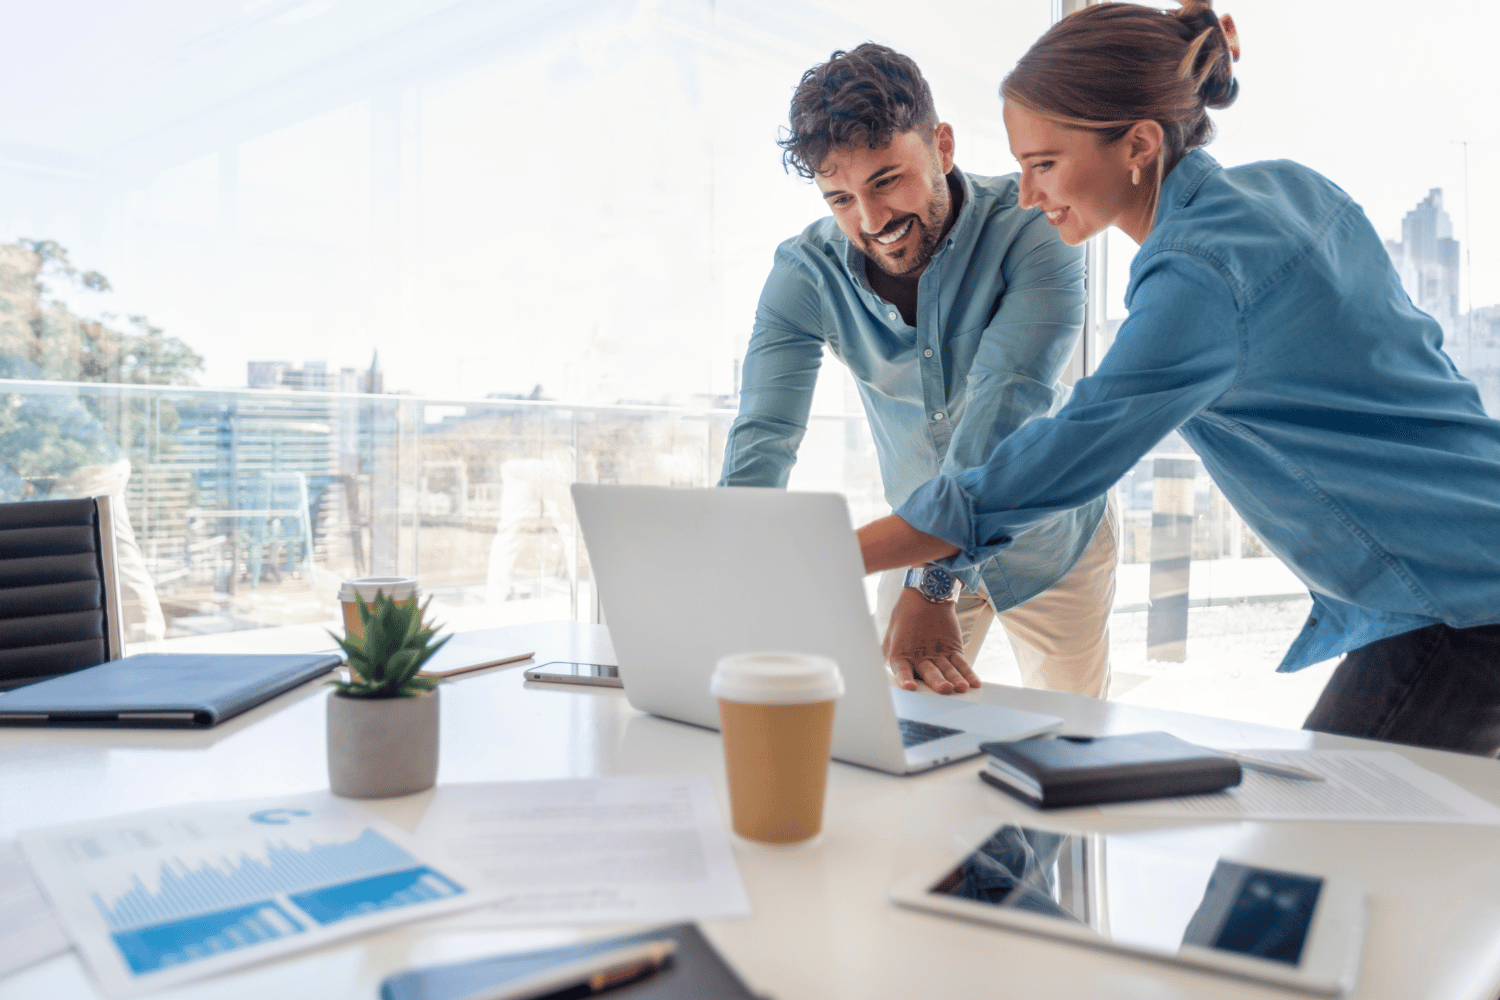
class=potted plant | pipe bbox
[326,592,451,798]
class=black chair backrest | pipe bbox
[0,498,115,687]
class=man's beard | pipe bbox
[860,178,951,278]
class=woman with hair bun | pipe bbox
[858,0,1500,755]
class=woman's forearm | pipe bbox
[857,514,961,574]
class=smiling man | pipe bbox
[719,44,1118,699]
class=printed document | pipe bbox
[416,776,750,926]
[1101,749,1500,824]
[1,838,70,978]
[19,794,494,998]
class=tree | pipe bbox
[20,238,112,294]
[2,239,204,387]
[0,239,201,484]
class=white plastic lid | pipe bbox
[338,577,419,602]
[711,652,845,706]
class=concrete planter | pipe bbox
[327,689,439,798]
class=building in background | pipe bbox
[1385,189,1462,330]
[1382,189,1499,415]
[247,358,383,394]
[1463,304,1500,417]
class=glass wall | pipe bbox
[10,1,1486,722]
[2,0,1048,649]
[2,0,1047,404]
[0,376,881,645]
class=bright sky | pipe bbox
[2,0,1495,397]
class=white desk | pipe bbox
[5,620,1500,1000]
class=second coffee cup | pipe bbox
[338,577,420,640]
[711,651,844,846]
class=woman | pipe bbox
[858,0,1500,755]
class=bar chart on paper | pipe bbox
[21,797,486,996]
[93,828,463,973]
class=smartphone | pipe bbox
[523,661,623,687]
[889,822,1366,996]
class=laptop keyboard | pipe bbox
[897,717,964,748]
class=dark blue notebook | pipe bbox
[380,924,762,1000]
[0,651,341,727]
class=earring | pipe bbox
[1131,166,1141,186]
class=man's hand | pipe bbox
[883,587,982,695]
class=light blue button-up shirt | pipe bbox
[898,149,1500,670]
[719,168,1103,611]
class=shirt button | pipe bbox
[923,348,933,358]
[887,310,899,322]
[932,411,945,421]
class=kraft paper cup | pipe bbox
[338,577,419,640]
[711,652,844,846]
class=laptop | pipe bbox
[571,484,1063,775]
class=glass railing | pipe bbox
[1,378,888,645]
[2,376,1310,669]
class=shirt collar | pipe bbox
[947,166,977,246]
[1152,148,1220,230]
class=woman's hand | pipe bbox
[856,514,960,574]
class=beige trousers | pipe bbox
[876,493,1118,698]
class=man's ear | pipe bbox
[933,123,956,174]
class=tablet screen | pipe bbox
[928,825,1323,966]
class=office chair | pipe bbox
[0,495,127,690]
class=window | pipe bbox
[1,0,1049,643]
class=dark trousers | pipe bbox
[1304,622,1500,757]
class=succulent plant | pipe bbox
[328,592,450,698]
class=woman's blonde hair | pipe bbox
[1001,0,1239,174]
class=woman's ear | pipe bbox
[1126,120,1165,172]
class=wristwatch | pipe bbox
[903,564,961,604]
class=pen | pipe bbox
[458,939,677,1000]
[1218,751,1325,782]
[418,651,536,680]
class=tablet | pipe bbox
[889,823,1365,996]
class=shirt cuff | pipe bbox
[894,475,1016,571]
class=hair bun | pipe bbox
[1175,1,1240,111]
[1200,67,1239,109]
[1175,0,1219,30]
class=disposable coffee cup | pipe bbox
[711,652,844,846]
[338,577,420,640]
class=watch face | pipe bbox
[921,566,956,600]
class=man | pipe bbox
[718,44,1117,697]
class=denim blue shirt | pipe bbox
[719,168,1103,611]
[898,150,1500,670]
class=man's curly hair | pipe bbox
[779,43,938,180]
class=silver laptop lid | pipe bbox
[572,484,908,773]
